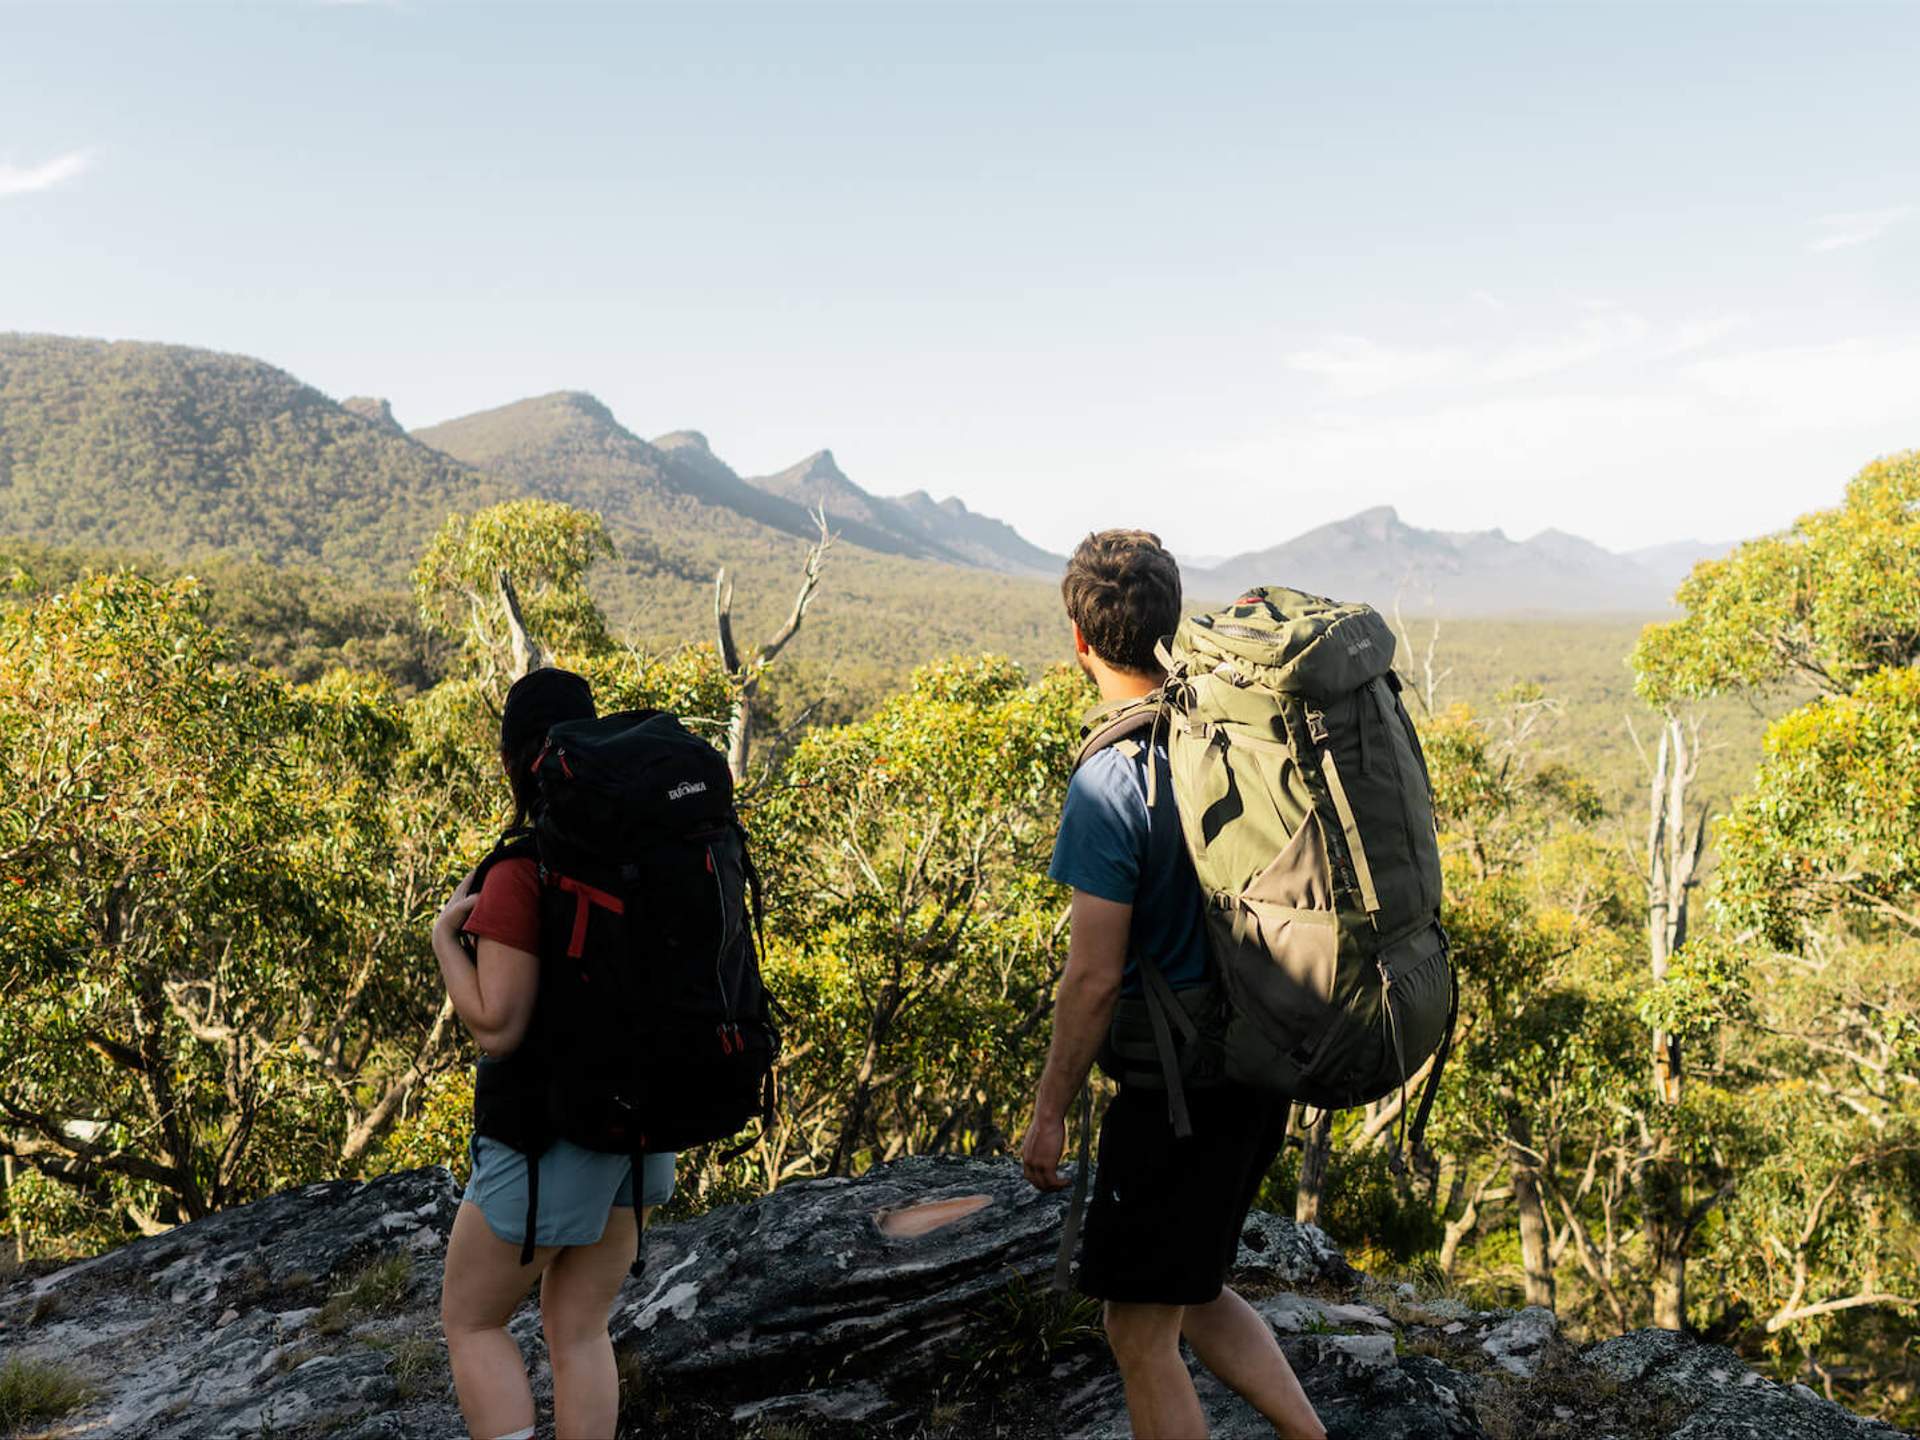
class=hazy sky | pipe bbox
[4,2,1917,557]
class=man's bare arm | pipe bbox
[1021,890,1129,1189]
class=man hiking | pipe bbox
[1021,530,1326,1440]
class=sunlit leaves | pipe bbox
[1634,450,1920,704]
[413,499,616,682]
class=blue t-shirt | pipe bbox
[1049,740,1212,996]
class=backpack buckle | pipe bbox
[1305,707,1329,744]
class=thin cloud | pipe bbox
[1287,307,1656,399]
[0,149,94,199]
[1808,204,1915,253]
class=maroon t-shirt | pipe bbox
[462,858,541,955]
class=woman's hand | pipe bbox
[435,870,480,942]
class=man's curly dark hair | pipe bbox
[1061,529,1183,676]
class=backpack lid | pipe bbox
[1175,587,1396,698]
[538,709,735,844]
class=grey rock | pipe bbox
[1058,1330,1483,1439]
[1585,1330,1907,1438]
[1233,1208,1359,1288]
[0,1168,462,1440]
[0,1159,1901,1439]
[616,1153,1069,1391]
[1479,1305,1558,1378]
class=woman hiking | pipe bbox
[431,667,676,1440]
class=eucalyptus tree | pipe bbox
[1633,451,1920,1376]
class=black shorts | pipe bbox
[1075,1082,1290,1306]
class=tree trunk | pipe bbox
[2,1154,25,1264]
[1641,1148,1689,1330]
[1640,712,1707,1330]
[1295,1107,1333,1226]
[714,511,832,786]
[1507,1114,1556,1309]
[829,984,902,1177]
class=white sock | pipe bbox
[487,1428,536,1440]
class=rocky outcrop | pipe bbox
[0,1158,1904,1439]
[341,396,403,433]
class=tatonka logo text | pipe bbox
[668,781,708,801]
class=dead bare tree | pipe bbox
[496,567,547,682]
[714,509,834,786]
[1638,711,1708,1108]
[1628,708,1718,1331]
[1391,593,1453,716]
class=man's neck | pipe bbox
[1090,660,1162,705]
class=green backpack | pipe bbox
[1079,585,1456,1168]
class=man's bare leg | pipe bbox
[1181,1287,1326,1439]
[1104,1300,1209,1438]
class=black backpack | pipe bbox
[469,708,778,1272]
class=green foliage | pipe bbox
[413,499,616,683]
[1627,450,1920,1416]
[372,1070,476,1185]
[1635,931,1750,1041]
[0,1356,95,1431]
[1714,667,1920,949]
[947,1271,1105,1387]
[1634,450,1920,703]
[0,541,445,695]
[0,572,452,1247]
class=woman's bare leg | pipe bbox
[441,1201,557,1440]
[540,1207,638,1440]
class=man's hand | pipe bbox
[1021,1107,1069,1192]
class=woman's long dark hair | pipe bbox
[497,666,596,830]
[504,734,547,831]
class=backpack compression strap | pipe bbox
[1050,1082,1097,1294]
[1398,941,1458,1181]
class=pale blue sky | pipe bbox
[3,1,1917,556]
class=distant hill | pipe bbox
[890,491,1065,575]
[0,334,499,580]
[1186,506,1722,614]
[747,450,1063,577]
[408,394,1069,674]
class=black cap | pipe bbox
[500,667,595,754]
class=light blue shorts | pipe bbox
[462,1136,677,1248]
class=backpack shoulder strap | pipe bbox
[469,827,540,897]
[1073,693,1164,773]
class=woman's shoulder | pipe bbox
[466,856,542,952]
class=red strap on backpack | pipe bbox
[551,873,624,957]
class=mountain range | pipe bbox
[0,334,1727,654]
[1184,508,1723,615]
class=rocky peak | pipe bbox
[0,1159,1898,1439]
[341,396,402,433]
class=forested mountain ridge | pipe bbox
[0,336,1075,677]
[414,393,939,561]
[747,447,1065,575]
[0,334,503,580]
[408,388,1071,672]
